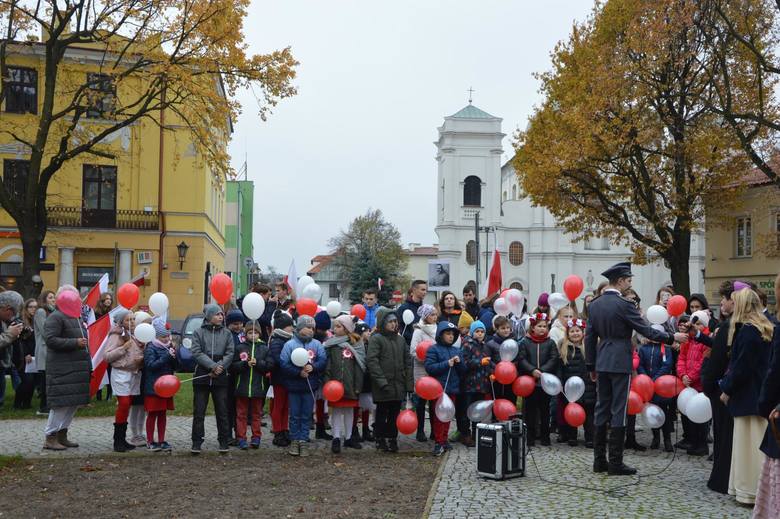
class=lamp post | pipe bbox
[177,241,189,270]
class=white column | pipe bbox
[118,249,133,285]
[58,247,75,287]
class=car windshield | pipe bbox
[184,317,203,336]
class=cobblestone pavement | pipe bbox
[429,425,752,519]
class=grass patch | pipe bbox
[0,455,23,469]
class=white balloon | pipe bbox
[134,322,155,343]
[548,292,569,314]
[499,339,519,362]
[467,400,494,423]
[507,289,525,315]
[647,305,670,325]
[149,292,169,316]
[301,283,322,302]
[686,393,713,424]
[134,311,152,326]
[494,297,510,316]
[435,393,456,422]
[290,347,309,368]
[242,292,265,320]
[326,301,342,318]
[677,387,698,416]
[296,275,314,295]
[651,324,665,332]
[402,309,415,325]
[642,403,666,429]
[541,373,563,396]
[564,376,585,403]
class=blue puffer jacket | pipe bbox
[637,342,674,404]
[424,322,467,395]
[143,341,177,396]
[279,333,326,393]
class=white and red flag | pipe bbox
[480,249,503,299]
[378,278,384,291]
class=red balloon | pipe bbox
[667,295,687,317]
[512,375,536,397]
[632,354,640,371]
[494,361,518,385]
[117,283,140,309]
[209,273,233,305]
[493,398,517,421]
[153,374,181,398]
[323,380,345,402]
[631,374,655,402]
[416,340,434,362]
[564,402,586,427]
[654,374,682,399]
[415,376,444,401]
[627,390,643,415]
[396,409,419,435]
[563,275,584,302]
[351,304,367,320]
[297,298,318,317]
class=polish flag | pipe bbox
[130,272,146,287]
[480,249,503,299]
[84,272,109,309]
[284,259,298,295]
[378,278,384,291]
[88,305,127,396]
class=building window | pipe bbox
[4,67,37,114]
[502,190,507,202]
[512,185,517,200]
[86,73,116,118]
[508,241,524,266]
[736,216,752,257]
[466,240,477,265]
[585,237,610,250]
[329,283,339,299]
[2,159,29,198]
[463,175,481,207]
[509,281,524,291]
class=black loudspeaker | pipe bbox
[476,418,526,480]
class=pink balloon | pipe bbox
[56,290,82,318]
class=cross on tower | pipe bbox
[468,87,475,104]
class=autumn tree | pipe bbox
[0,0,297,296]
[328,209,408,305]
[513,0,751,296]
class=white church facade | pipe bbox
[433,103,705,306]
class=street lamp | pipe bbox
[177,241,189,270]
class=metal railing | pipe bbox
[46,206,160,231]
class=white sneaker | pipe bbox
[130,435,147,447]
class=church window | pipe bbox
[466,240,477,265]
[463,176,481,207]
[508,241,524,266]
[512,185,517,200]
[509,281,524,291]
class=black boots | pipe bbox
[315,424,333,440]
[362,424,374,442]
[593,425,608,473]
[352,424,362,442]
[387,438,399,453]
[375,438,389,452]
[664,433,673,453]
[416,405,427,442]
[624,428,646,452]
[273,430,291,447]
[331,438,341,454]
[650,429,661,450]
[608,427,637,476]
[113,423,135,453]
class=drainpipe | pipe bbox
[157,86,166,292]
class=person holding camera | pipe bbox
[12,298,38,409]
[0,291,25,409]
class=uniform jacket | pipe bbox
[43,309,91,408]
[230,339,273,398]
[719,323,771,417]
[191,322,235,386]
[366,307,413,402]
[585,290,673,374]
[424,322,467,395]
[279,333,326,393]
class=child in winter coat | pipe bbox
[225,309,245,446]
[637,329,675,452]
[142,317,177,451]
[324,315,366,453]
[461,320,494,439]
[410,304,438,442]
[549,305,577,347]
[518,313,560,446]
[268,310,294,447]
[355,321,375,442]
[556,319,594,447]
[313,310,333,441]
[424,321,467,456]
[486,316,517,401]
[231,321,273,450]
[677,312,711,456]
[279,315,326,457]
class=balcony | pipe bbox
[47,206,160,231]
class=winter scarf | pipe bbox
[324,335,366,371]
[272,328,293,341]
[528,331,550,344]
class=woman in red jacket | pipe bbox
[677,313,710,456]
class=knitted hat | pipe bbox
[457,311,474,329]
[354,321,369,335]
[469,320,486,335]
[226,309,245,325]
[691,310,710,328]
[113,308,131,325]
[272,310,294,330]
[134,311,152,326]
[417,304,436,320]
[296,314,316,332]
[152,316,170,337]
[334,314,355,333]
[314,310,331,331]
[537,293,549,307]
[203,303,223,322]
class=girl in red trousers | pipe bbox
[142,318,177,451]
[268,311,294,447]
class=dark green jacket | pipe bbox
[366,308,413,402]
[324,336,365,401]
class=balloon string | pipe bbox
[491,379,496,401]
[307,377,316,401]
[444,366,452,394]
[179,373,212,384]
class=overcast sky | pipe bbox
[228,0,595,274]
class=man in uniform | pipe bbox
[585,262,688,475]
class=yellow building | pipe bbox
[705,170,780,310]
[0,39,230,319]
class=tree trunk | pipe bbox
[19,219,45,299]
[667,229,692,298]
